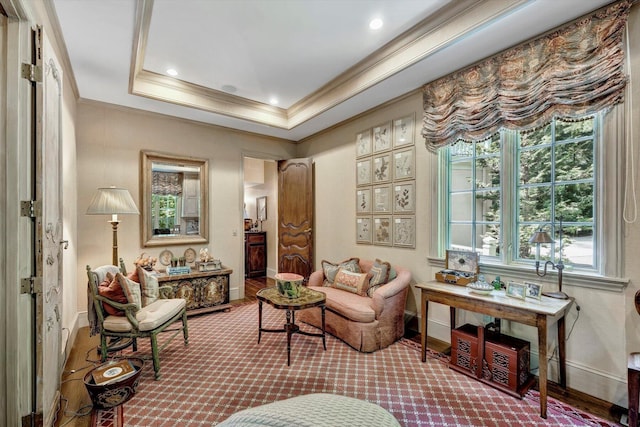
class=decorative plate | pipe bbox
[184,248,196,264]
[158,249,174,266]
[467,282,494,295]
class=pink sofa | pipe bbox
[297,260,410,352]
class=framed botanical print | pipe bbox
[373,215,392,246]
[356,216,373,244]
[372,153,391,183]
[356,188,372,214]
[393,181,415,213]
[356,129,372,158]
[372,122,392,153]
[393,147,415,181]
[356,158,372,186]
[393,216,415,248]
[393,114,415,147]
[372,184,392,213]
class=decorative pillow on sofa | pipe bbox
[98,272,128,316]
[331,268,370,296]
[136,266,159,307]
[116,272,142,310]
[367,259,392,297]
[322,258,361,285]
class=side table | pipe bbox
[256,286,326,366]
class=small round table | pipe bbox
[256,286,326,366]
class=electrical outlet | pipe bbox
[232,229,237,236]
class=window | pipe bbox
[151,194,180,233]
[446,116,598,272]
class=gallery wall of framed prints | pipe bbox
[356,113,415,248]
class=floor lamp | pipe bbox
[86,186,139,265]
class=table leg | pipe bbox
[286,309,292,366]
[558,314,567,388]
[537,315,548,418]
[450,307,456,331]
[629,362,640,427]
[421,292,429,362]
[321,305,326,350]
[258,300,263,344]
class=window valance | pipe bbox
[152,171,183,195]
[421,0,631,151]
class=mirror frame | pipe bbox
[140,150,209,247]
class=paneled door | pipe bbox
[277,158,313,280]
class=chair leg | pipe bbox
[182,310,189,346]
[133,337,138,352]
[100,334,108,362]
[629,366,640,427]
[150,333,161,380]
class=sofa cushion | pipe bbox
[98,272,127,316]
[309,286,375,323]
[116,272,142,310]
[331,268,369,296]
[103,298,186,332]
[137,266,159,307]
[321,257,361,285]
[367,258,392,297]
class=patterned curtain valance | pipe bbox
[152,171,183,195]
[422,0,631,151]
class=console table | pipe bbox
[416,281,573,419]
[156,267,233,316]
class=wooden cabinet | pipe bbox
[245,232,267,277]
[157,268,232,316]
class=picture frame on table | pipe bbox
[524,281,543,300]
[372,184,392,213]
[506,282,527,300]
[372,122,392,153]
[356,158,372,186]
[393,114,415,147]
[393,181,415,213]
[356,188,372,214]
[356,129,372,158]
[372,153,391,183]
[393,147,415,181]
[356,216,373,244]
[393,215,415,248]
[373,216,392,246]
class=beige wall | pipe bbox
[76,102,296,312]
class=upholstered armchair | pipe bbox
[86,263,189,379]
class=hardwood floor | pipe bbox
[55,276,624,426]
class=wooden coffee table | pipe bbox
[256,286,326,366]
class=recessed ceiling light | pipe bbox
[166,68,178,77]
[369,18,383,30]
[269,98,279,106]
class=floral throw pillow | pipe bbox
[98,272,127,316]
[321,258,361,285]
[331,268,370,296]
[367,259,392,297]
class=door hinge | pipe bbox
[21,63,42,83]
[20,200,40,218]
[21,412,43,427]
[21,277,43,295]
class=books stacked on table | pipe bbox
[167,266,192,275]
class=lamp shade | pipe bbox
[86,187,139,215]
[528,229,554,244]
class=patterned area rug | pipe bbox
[94,302,615,426]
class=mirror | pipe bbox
[140,150,209,247]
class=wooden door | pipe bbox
[277,159,313,279]
[34,26,64,426]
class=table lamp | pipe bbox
[86,186,139,265]
[528,219,569,299]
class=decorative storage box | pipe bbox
[450,324,534,398]
[435,250,479,286]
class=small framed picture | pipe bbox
[393,147,415,181]
[393,114,415,147]
[372,122,392,153]
[373,184,392,213]
[393,181,415,213]
[356,158,372,186]
[524,281,543,300]
[506,282,526,300]
[356,129,372,158]
[356,217,372,244]
[373,216,392,246]
[256,196,267,221]
[393,215,415,248]
[372,153,391,183]
[356,188,372,214]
